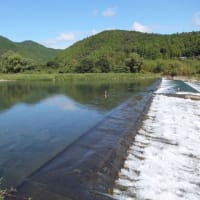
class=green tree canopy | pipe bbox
[95,57,110,73]
[125,53,143,73]
[0,51,35,73]
[75,58,95,73]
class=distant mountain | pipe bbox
[0,36,60,63]
[0,36,18,53]
[1,30,200,75]
[56,30,200,72]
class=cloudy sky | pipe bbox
[0,0,200,49]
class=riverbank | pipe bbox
[0,80,11,82]
[0,73,159,82]
[14,79,161,200]
[164,75,200,82]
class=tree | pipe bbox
[0,51,35,73]
[153,60,165,73]
[46,60,59,68]
[75,58,94,73]
[96,57,110,73]
[125,53,143,73]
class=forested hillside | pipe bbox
[0,36,60,62]
[1,30,200,75]
[56,30,200,75]
[0,36,60,73]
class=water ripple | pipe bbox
[113,85,200,200]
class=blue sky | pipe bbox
[0,0,200,49]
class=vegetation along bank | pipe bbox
[0,30,200,77]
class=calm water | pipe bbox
[0,79,154,187]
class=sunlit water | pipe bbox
[185,81,200,92]
[113,79,200,200]
[0,79,153,187]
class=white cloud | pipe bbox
[56,33,75,41]
[102,8,116,17]
[43,32,76,49]
[132,22,152,33]
[45,96,77,111]
[43,41,74,49]
[193,12,200,26]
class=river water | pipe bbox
[0,79,154,188]
[113,79,200,200]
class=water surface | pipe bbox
[0,79,154,187]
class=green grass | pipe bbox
[0,73,160,82]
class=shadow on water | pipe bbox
[0,78,154,188]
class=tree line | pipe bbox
[1,30,200,76]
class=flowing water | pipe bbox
[0,79,154,188]
[113,79,200,200]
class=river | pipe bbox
[0,79,154,188]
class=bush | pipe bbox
[46,60,59,68]
[0,51,35,73]
[95,57,110,73]
[75,58,95,73]
[125,53,143,73]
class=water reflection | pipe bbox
[0,80,153,112]
[0,79,154,187]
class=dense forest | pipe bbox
[56,30,200,76]
[1,30,200,76]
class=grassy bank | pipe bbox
[0,73,160,82]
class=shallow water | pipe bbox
[185,81,200,92]
[113,79,200,200]
[155,79,198,94]
[0,79,153,187]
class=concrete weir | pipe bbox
[16,79,161,200]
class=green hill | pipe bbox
[56,30,200,74]
[0,36,19,53]
[0,36,60,63]
[1,30,200,75]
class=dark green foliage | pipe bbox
[143,59,199,76]
[46,60,59,68]
[95,57,110,73]
[125,53,143,73]
[75,59,95,73]
[56,30,200,75]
